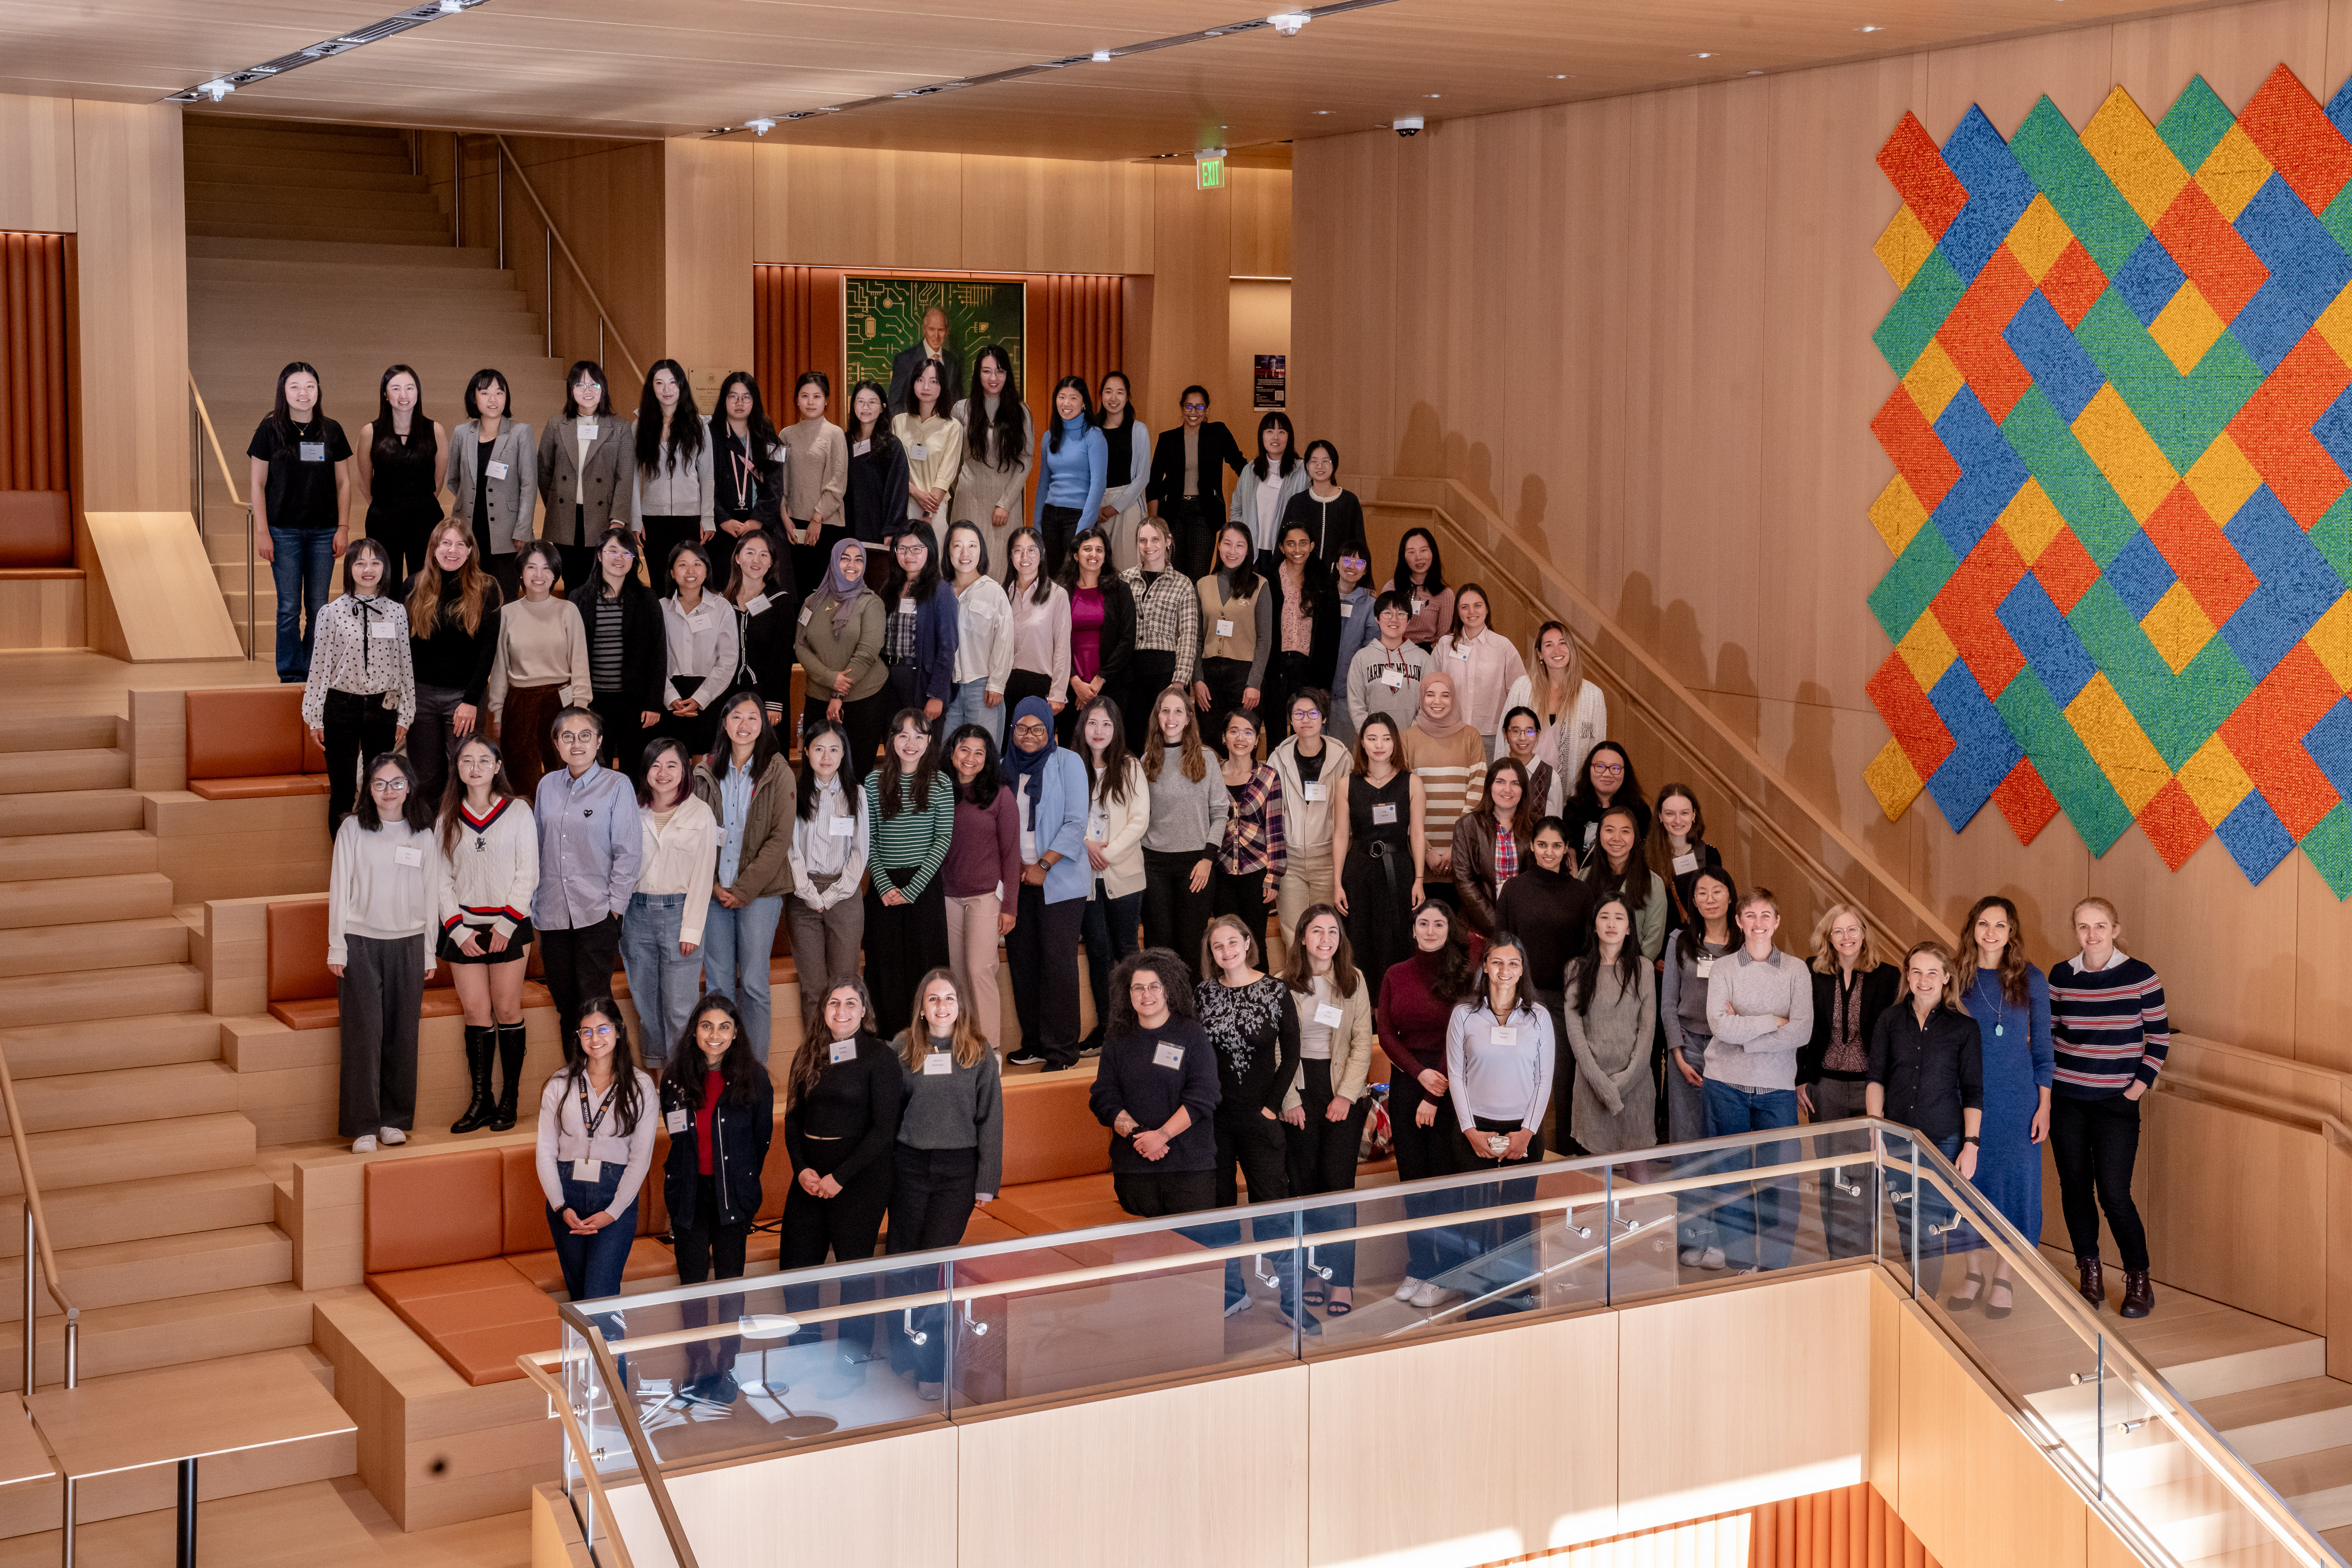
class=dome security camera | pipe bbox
[1394,115,1424,136]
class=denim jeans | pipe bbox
[269,525,337,681]
[1700,1079,1799,1272]
[1080,885,1144,1046]
[1667,1029,1716,1253]
[547,1163,636,1384]
[701,894,785,1063]
[618,892,702,1068]
[941,681,1001,744]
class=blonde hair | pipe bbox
[1901,940,1969,1013]
[1808,903,1879,975]
[2070,895,2126,951]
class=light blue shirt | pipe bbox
[1029,748,1093,904]
[716,759,755,886]
[531,763,643,931]
[1032,417,1108,535]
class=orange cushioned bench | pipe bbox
[186,686,330,800]
[265,895,483,1030]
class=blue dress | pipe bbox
[1964,964,2053,1242]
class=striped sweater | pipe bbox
[2047,953,2169,1098]
[863,769,956,900]
[1399,725,1486,883]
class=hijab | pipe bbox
[810,535,869,634]
[1000,696,1059,828]
[1413,668,1469,742]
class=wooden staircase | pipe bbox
[183,116,565,651]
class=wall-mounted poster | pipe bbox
[844,275,1026,405]
[1255,353,1286,409]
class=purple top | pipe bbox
[942,788,1021,916]
[1071,586,1105,682]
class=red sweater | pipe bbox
[696,1068,721,1174]
[1378,953,1458,1079]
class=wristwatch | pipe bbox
[1962,1136,1980,1146]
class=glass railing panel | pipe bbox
[2098,1364,2332,1568]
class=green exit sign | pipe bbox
[1196,150,1227,189]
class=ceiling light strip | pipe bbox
[164,0,491,104]
[709,0,1403,136]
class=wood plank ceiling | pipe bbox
[0,0,2241,159]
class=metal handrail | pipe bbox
[492,136,643,384]
[1374,486,1953,954]
[514,1352,642,1568]
[187,376,256,661]
[552,1306,700,1568]
[0,1046,76,1395]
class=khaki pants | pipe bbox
[946,892,1009,1051]
[1274,849,1336,964]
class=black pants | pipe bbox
[2051,1092,2150,1271]
[807,688,897,786]
[884,1145,980,1383]
[1039,503,1083,580]
[641,516,703,581]
[1005,668,1054,729]
[367,497,439,582]
[1141,848,1213,986]
[1285,1058,1370,1288]
[1194,1103,1298,1311]
[1460,1116,1544,1316]
[1125,651,1178,750]
[339,932,423,1137]
[321,687,399,839]
[483,550,525,606]
[779,1135,893,1342]
[408,684,471,804]
[674,1175,750,1387]
[1211,863,1273,935]
[592,691,650,780]
[554,529,597,599]
[1389,1068,1467,1283]
[1164,497,1220,579]
[661,674,722,758]
[539,916,620,1046]
[789,521,847,617]
[864,870,950,1039]
[1264,650,1317,743]
[1114,1168,1215,1217]
[1009,885,1084,1067]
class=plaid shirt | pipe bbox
[1216,763,1287,878]
[1123,566,1202,689]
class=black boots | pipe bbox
[450,1025,498,1133]
[488,1022,528,1132]
[2120,1270,2156,1319]
[2076,1254,2104,1309]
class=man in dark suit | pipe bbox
[887,307,965,413]
[1145,384,1248,578]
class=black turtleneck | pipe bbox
[1495,863,1598,999]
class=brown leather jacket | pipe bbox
[1452,812,1510,939]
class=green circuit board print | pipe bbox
[844,276,1026,395]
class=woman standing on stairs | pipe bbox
[536,998,657,1338]
[487,542,592,802]
[781,372,850,598]
[710,371,789,584]
[354,365,447,586]
[2048,898,2168,1320]
[302,536,414,839]
[660,993,772,1408]
[249,361,353,684]
[948,346,1033,570]
[631,360,715,575]
[692,694,794,1065]
[444,368,536,604]
[536,361,632,594]
[1949,895,2053,1319]
[402,519,502,804]
[621,738,717,1074]
[568,526,664,780]
[437,736,538,1135]
[331,752,444,1155]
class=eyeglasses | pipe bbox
[578,1023,615,1041]
[1590,761,1625,776]
[368,779,407,794]
[1013,723,1049,738]
[1130,979,1166,996]
[556,730,599,745]
[1182,403,1207,413]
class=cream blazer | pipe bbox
[1084,757,1151,901]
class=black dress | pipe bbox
[712,427,787,578]
[367,425,441,582]
[1342,769,1415,1000]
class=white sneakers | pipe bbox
[1394,1276,1424,1302]
[351,1135,377,1153]
[380,1127,408,1146]
[1678,1245,1727,1270]
[1406,1280,1456,1310]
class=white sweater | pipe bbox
[438,796,539,941]
[328,816,444,969]
[952,575,1016,692]
[635,795,720,946]
[1084,758,1151,901]
[534,1068,660,1220]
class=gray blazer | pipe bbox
[447,420,538,555]
[536,415,634,544]
[1229,463,1313,554]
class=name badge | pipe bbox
[829,814,855,837]
[486,460,510,480]
[300,441,327,463]
[1314,1002,1343,1028]
[909,443,928,460]
[1672,852,1698,875]
[1454,647,1470,660]
[746,594,772,615]
[665,1109,689,1133]
[1490,1025,1518,1046]
[853,439,872,456]
[829,1039,857,1065]
[578,423,598,440]
[924,1052,953,1076]
[1341,604,1354,619]
[798,606,813,625]
[1695,957,1715,979]
[1412,595,1427,615]
[1215,618,1235,638]
[1152,1042,1184,1070]
[1581,822,1598,847]
[394,846,423,866]
[1380,668,1404,689]
[573,1158,601,1182]
[1371,802,1397,824]
[370,620,401,638]
[1303,781,1326,801]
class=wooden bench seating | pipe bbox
[186,687,329,800]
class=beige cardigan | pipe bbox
[1084,756,1151,901]
[1281,971,1376,1112]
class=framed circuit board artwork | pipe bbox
[843,274,1026,394]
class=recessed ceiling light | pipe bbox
[1692,52,1716,59]
[1093,49,1112,62]
[1549,74,1570,80]
[1315,109,1331,114]
[1747,69,1763,75]
[1426,93,1441,98]
[1857,23,1883,31]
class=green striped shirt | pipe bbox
[863,770,955,899]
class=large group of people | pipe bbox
[289,341,2173,1412]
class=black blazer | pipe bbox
[1145,422,1248,512]
[1800,960,1902,1086]
[845,432,912,546]
[660,1071,776,1232]
[888,345,965,416]
[731,591,798,717]
[1280,488,1369,572]
[1866,1002,1982,1145]
[567,576,665,717]
[1089,575,1137,693]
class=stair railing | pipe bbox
[491,136,643,385]
[0,1045,77,1394]
[188,376,255,661]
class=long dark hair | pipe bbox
[889,522,943,603]
[635,736,695,809]
[561,360,609,421]
[636,358,706,474]
[897,357,949,421]
[1076,696,1136,807]
[1211,522,1261,601]
[1109,949,1199,1031]
[674,993,764,1109]
[795,719,853,821]
[704,690,784,780]
[1569,740,1646,831]
[370,365,431,465]
[1480,757,1541,846]
[792,979,875,1102]
[944,723,1002,807]
[354,752,433,832]
[1279,902,1362,1000]
[1582,804,1653,914]
[1094,370,1132,430]
[1057,526,1114,594]
[1408,898,1476,1002]
[1277,520,1326,612]
[1571,895,1645,1016]
[1003,525,1054,605]
[847,379,895,450]
[1393,526,1445,596]
[1472,932,1538,1022]
[715,370,780,455]
[1250,410,1298,480]
[721,527,782,600]
[270,361,325,440]
[963,346,1029,468]
[1046,376,1095,453]
[875,710,941,817]
[436,735,515,855]
[561,997,645,1135]
[339,535,394,599]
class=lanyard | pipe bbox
[577,1079,617,1145]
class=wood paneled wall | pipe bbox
[1293,0,2352,1072]
[752,265,845,419]
[0,232,69,492]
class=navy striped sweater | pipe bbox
[2047,954,2168,1098]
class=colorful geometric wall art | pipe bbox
[1864,64,2352,893]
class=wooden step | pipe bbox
[0,1224,290,1323]
[185,174,431,205]
[188,255,521,291]
[190,282,533,316]
[0,1115,256,1200]
[0,1063,235,1137]
[0,1013,220,1082]
[185,161,431,193]
[0,751,129,796]
[0,790,143,837]
[0,1473,385,1560]
[0,918,189,981]
[2200,1378,2352,1465]
[0,1167,273,1259]
[0,965,203,1028]
[180,140,413,174]
[0,874,174,932]
[189,218,452,246]
[185,118,410,153]
[188,197,446,232]
[0,830,153,883]
[0,716,114,755]
[186,235,495,268]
